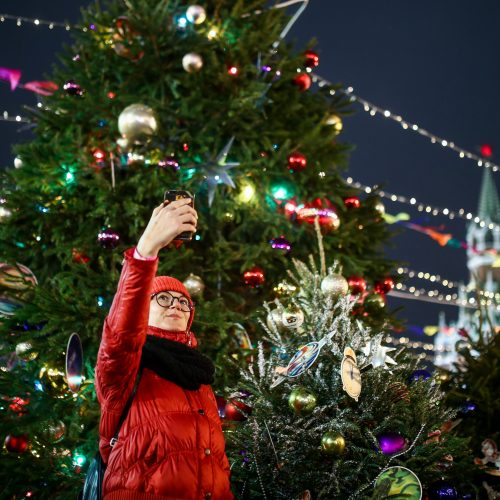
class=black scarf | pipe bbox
[142,335,215,391]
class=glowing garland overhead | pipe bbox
[345,177,500,232]
[388,289,499,311]
[396,266,457,289]
[310,72,500,173]
[0,13,77,31]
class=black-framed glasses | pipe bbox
[152,292,194,312]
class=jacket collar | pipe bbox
[147,325,198,348]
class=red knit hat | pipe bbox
[151,276,192,303]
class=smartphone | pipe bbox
[163,190,195,241]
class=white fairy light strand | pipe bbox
[388,288,499,311]
[1,0,307,35]
[396,266,457,289]
[345,177,500,232]
[0,110,30,123]
[0,14,80,31]
[396,267,500,302]
[310,72,500,173]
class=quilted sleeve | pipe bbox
[95,247,158,409]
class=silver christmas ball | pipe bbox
[183,273,205,297]
[14,157,23,169]
[186,5,207,24]
[282,305,304,330]
[266,308,284,331]
[182,52,203,73]
[320,274,349,297]
[116,137,130,150]
[118,104,158,144]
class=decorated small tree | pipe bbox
[226,226,473,499]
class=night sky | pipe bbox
[1,1,499,341]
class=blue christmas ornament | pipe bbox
[410,369,431,382]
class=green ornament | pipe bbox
[288,387,317,415]
[321,431,345,455]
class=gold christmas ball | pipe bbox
[266,308,284,331]
[186,5,207,24]
[183,273,205,297]
[282,305,305,330]
[118,104,157,144]
[41,420,66,443]
[288,387,317,415]
[321,431,345,455]
[320,274,348,297]
[274,281,298,298]
[222,211,234,223]
[182,52,203,72]
[325,114,343,135]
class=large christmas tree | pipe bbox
[0,0,469,498]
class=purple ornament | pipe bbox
[270,236,292,253]
[410,369,431,382]
[428,480,458,500]
[377,432,406,455]
[63,80,84,96]
[158,157,180,171]
[97,228,120,249]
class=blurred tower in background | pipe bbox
[434,169,500,368]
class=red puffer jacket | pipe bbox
[95,248,234,500]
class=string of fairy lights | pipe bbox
[397,266,499,300]
[345,177,500,232]
[389,285,499,310]
[308,71,500,173]
[0,13,79,31]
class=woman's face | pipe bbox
[149,290,191,331]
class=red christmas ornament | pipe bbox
[348,276,367,295]
[296,198,340,231]
[287,151,307,172]
[293,73,312,91]
[72,248,91,264]
[374,277,394,295]
[343,196,360,209]
[182,143,189,152]
[224,399,252,422]
[480,144,493,158]
[9,397,29,414]
[5,434,29,453]
[107,91,116,99]
[304,49,320,68]
[243,267,265,287]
